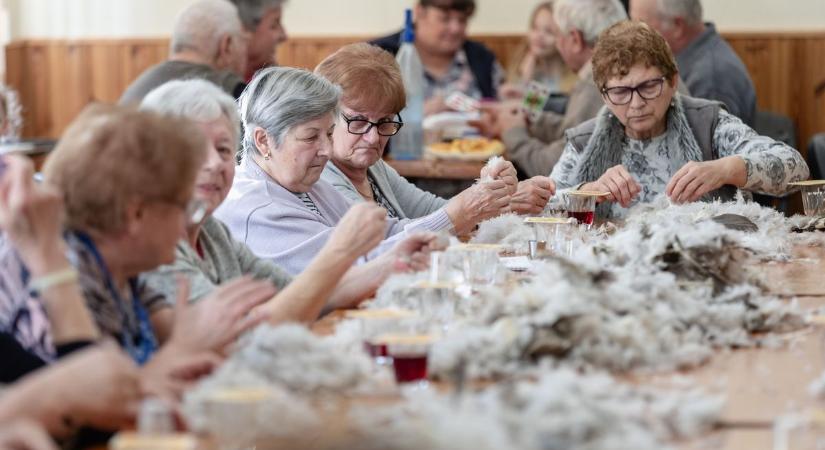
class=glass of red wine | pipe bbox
[386,334,434,386]
[564,191,600,227]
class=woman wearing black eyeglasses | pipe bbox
[550,20,808,219]
[317,43,557,231]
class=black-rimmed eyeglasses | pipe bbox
[601,76,667,105]
[341,113,404,136]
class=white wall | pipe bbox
[5,0,825,40]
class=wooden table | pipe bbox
[384,157,486,180]
[313,244,825,450]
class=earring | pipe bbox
[264,153,271,161]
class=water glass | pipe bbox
[802,188,825,216]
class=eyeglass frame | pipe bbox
[600,76,668,106]
[340,112,405,137]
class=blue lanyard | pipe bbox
[71,231,158,365]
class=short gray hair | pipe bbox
[170,0,244,56]
[656,0,703,27]
[139,79,241,144]
[229,0,286,30]
[554,0,627,46]
[239,66,341,157]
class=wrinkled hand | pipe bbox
[0,155,67,274]
[140,346,222,401]
[53,344,142,430]
[480,159,518,192]
[0,420,57,450]
[387,232,445,272]
[328,203,387,258]
[168,276,274,354]
[666,158,736,203]
[510,176,556,215]
[583,165,641,208]
[450,179,513,226]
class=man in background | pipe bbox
[230,0,289,81]
[119,0,248,105]
[630,0,756,125]
[372,0,502,116]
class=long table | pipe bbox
[312,244,825,450]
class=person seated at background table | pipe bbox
[476,0,627,179]
[229,0,288,81]
[215,67,445,276]
[498,1,578,101]
[119,0,248,105]
[630,0,756,126]
[550,21,808,219]
[315,43,555,219]
[140,79,435,316]
[371,0,502,116]
[39,105,275,363]
[0,83,21,142]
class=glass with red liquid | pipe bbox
[385,334,434,385]
[565,191,604,227]
[346,309,416,366]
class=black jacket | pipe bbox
[370,30,499,99]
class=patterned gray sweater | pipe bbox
[550,109,809,218]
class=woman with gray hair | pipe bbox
[141,79,429,320]
[215,67,443,276]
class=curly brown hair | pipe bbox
[592,20,678,89]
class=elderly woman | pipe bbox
[216,67,443,275]
[316,43,556,225]
[39,105,276,365]
[140,79,430,318]
[550,21,809,219]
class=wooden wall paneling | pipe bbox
[726,36,796,117]
[89,43,126,103]
[475,34,524,71]
[20,42,53,139]
[119,39,168,94]
[798,37,825,151]
[52,42,96,135]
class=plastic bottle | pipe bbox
[393,8,425,160]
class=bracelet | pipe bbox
[28,267,79,295]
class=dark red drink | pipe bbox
[568,210,594,225]
[392,355,428,383]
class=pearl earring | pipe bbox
[264,153,271,161]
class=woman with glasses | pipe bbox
[550,21,808,219]
[141,79,430,318]
[317,43,556,227]
[215,66,442,277]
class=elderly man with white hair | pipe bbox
[229,0,288,81]
[119,0,249,105]
[486,0,627,178]
[630,0,756,125]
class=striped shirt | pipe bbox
[295,192,323,217]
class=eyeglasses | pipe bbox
[601,76,667,105]
[341,113,404,137]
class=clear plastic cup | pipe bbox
[564,192,597,226]
[801,188,825,216]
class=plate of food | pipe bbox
[425,137,505,161]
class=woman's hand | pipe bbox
[168,276,274,354]
[386,232,446,272]
[498,83,525,101]
[666,157,746,203]
[52,344,142,430]
[446,180,513,233]
[0,155,67,275]
[510,176,556,215]
[326,203,387,258]
[0,420,57,450]
[480,159,518,192]
[582,165,641,208]
[140,346,222,401]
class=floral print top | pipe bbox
[550,109,809,218]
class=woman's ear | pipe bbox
[123,199,144,237]
[253,127,274,159]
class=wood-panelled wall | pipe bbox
[5,32,825,154]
